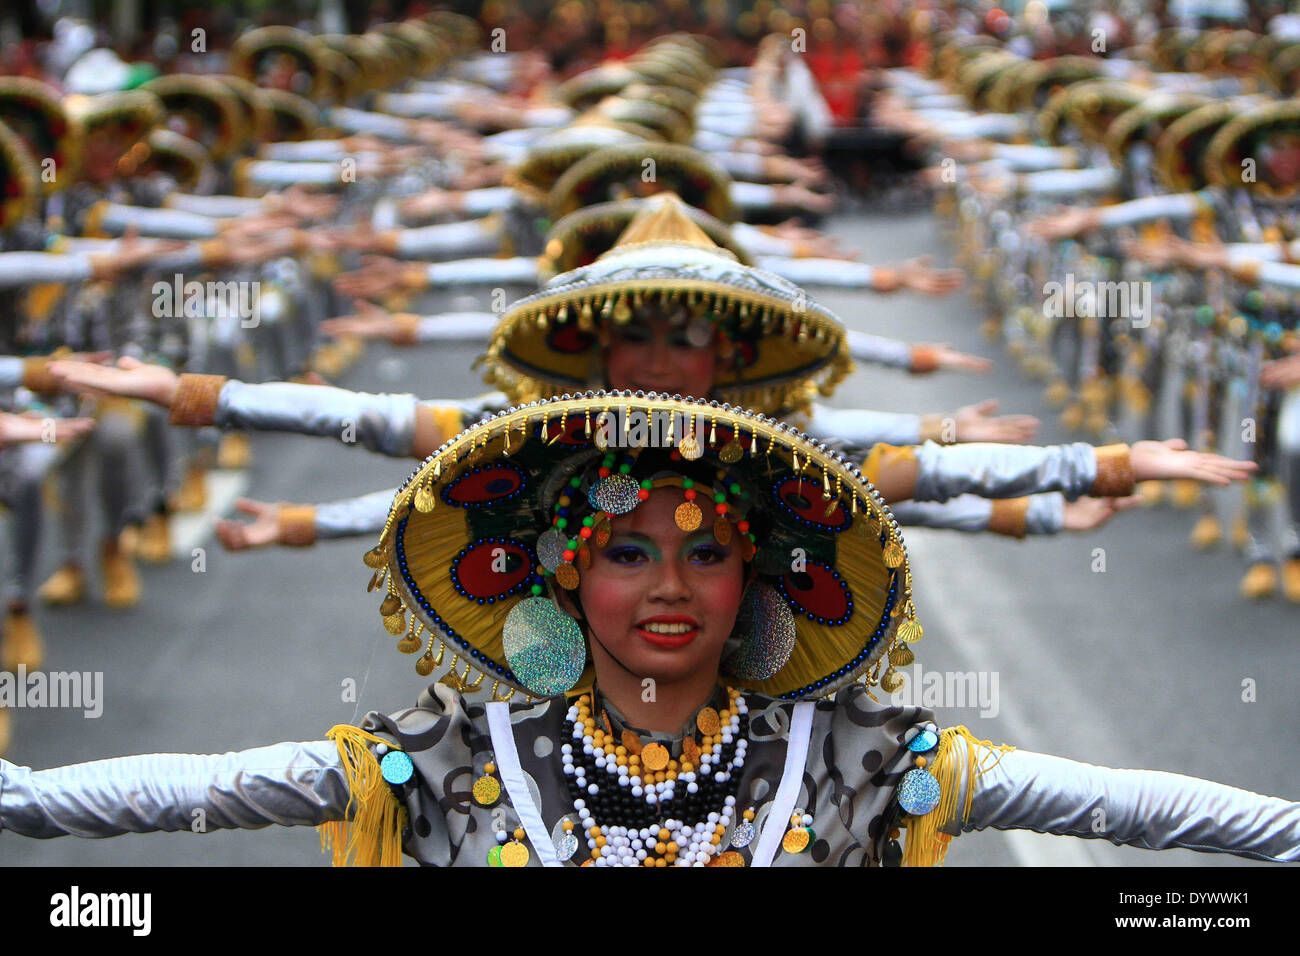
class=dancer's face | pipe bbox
[561,489,746,687]
[604,314,718,397]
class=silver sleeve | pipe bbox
[756,257,876,289]
[1254,261,1300,292]
[327,107,412,140]
[394,218,502,260]
[258,140,348,161]
[215,381,419,458]
[425,257,539,286]
[0,741,348,839]
[241,161,341,188]
[165,193,264,217]
[0,252,94,287]
[0,356,26,389]
[315,488,397,540]
[1025,493,1066,535]
[888,495,993,532]
[728,181,778,214]
[843,328,913,369]
[96,203,222,240]
[912,441,1097,503]
[805,402,922,447]
[956,748,1300,862]
[415,312,498,343]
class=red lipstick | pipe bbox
[634,614,700,649]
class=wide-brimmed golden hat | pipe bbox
[231,26,332,100]
[0,120,39,230]
[64,90,162,177]
[1153,99,1252,192]
[260,89,322,142]
[1038,79,1144,147]
[955,51,1023,110]
[124,128,213,191]
[1205,100,1300,200]
[143,74,245,162]
[553,64,644,111]
[590,95,691,144]
[0,78,79,191]
[540,194,752,277]
[366,391,919,703]
[211,75,274,147]
[990,56,1107,115]
[1103,93,1212,166]
[548,141,734,221]
[482,193,849,413]
[505,121,657,205]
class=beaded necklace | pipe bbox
[560,687,748,867]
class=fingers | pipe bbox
[234,497,271,517]
[215,520,247,551]
[971,398,1000,416]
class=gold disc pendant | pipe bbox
[674,500,702,532]
[718,438,744,463]
[641,742,670,771]
[707,850,746,867]
[782,827,812,854]
[713,515,733,545]
[473,767,502,806]
[555,563,581,590]
[500,841,530,867]
[696,707,720,736]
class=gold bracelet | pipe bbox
[988,498,1029,538]
[278,506,317,547]
[169,373,228,426]
[909,346,940,374]
[22,357,58,394]
[389,313,422,346]
[1090,444,1135,497]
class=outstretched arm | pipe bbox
[0,742,348,839]
[948,745,1300,862]
[217,489,395,551]
[868,439,1255,504]
[48,359,465,459]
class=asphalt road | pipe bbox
[2,207,1297,867]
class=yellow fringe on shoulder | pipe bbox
[902,726,1014,868]
[318,725,408,867]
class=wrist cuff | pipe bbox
[169,373,228,426]
[1090,444,1135,497]
[22,357,58,394]
[389,313,421,346]
[918,413,953,444]
[278,505,318,547]
[910,346,940,374]
[988,498,1029,538]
